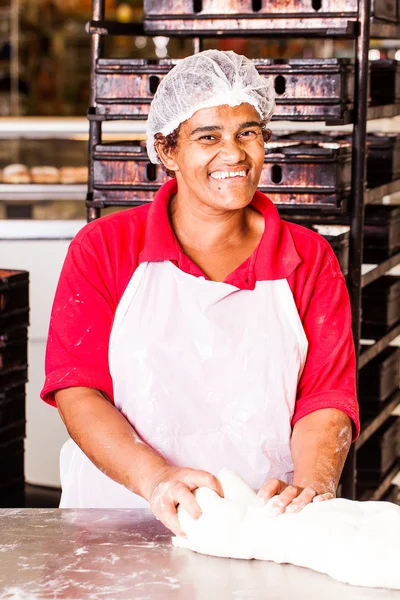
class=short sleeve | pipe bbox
[292,274,360,441]
[41,237,118,406]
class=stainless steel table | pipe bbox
[0,509,398,599]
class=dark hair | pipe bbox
[154,127,180,178]
[154,123,272,177]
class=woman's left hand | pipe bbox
[257,479,334,515]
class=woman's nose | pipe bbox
[219,137,246,162]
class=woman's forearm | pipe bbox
[291,408,352,495]
[55,386,169,501]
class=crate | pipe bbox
[357,417,400,484]
[311,225,350,276]
[143,0,390,35]
[0,367,28,394]
[366,133,400,187]
[359,346,400,403]
[0,438,25,484]
[0,477,25,508]
[363,205,400,263]
[0,383,25,431]
[275,131,400,187]
[94,58,354,123]
[92,140,351,210]
[261,141,351,209]
[0,270,29,333]
[362,275,400,337]
[0,328,28,372]
[370,60,400,106]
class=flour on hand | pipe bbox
[172,469,400,590]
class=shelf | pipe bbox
[0,117,147,138]
[359,461,400,501]
[365,179,400,204]
[361,252,400,288]
[0,184,87,201]
[359,322,400,369]
[356,390,400,451]
[0,220,86,240]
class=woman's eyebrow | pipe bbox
[189,125,222,136]
[189,121,263,136]
[239,121,263,128]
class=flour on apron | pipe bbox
[59,261,308,508]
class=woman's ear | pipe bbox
[155,139,179,173]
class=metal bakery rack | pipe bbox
[85,0,400,502]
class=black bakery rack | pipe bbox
[85,0,400,503]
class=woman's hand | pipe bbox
[148,467,224,536]
[257,479,334,515]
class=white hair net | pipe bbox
[146,49,275,164]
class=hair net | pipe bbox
[146,49,275,164]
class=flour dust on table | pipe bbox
[173,469,400,590]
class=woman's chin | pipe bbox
[214,191,256,211]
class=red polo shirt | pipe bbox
[41,179,359,440]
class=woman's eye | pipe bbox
[240,130,257,138]
[199,135,217,141]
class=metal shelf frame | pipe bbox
[87,0,400,502]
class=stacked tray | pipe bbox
[275,131,400,189]
[359,346,400,417]
[311,224,350,276]
[143,0,398,35]
[91,139,351,211]
[94,58,354,124]
[362,275,400,338]
[0,269,29,508]
[366,133,400,187]
[363,205,400,263]
[262,140,351,209]
[370,59,400,107]
[357,416,400,488]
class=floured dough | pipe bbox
[173,469,400,590]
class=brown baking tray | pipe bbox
[0,477,25,508]
[0,438,25,486]
[275,130,400,187]
[367,133,400,187]
[0,270,29,333]
[0,384,25,431]
[143,0,360,36]
[0,328,27,373]
[357,417,400,483]
[94,58,354,124]
[359,346,400,403]
[310,224,349,276]
[362,275,400,337]
[363,205,400,263]
[370,59,400,106]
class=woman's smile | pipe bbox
[209,168,249,181]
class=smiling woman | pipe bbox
[42,50,359,537]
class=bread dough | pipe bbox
[173,469,400,590]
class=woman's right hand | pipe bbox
[147,466,224,537]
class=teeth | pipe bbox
[210,170,247,180]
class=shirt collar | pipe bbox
[139,178,301,282]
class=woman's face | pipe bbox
[159,103,266,213]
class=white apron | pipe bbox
[59,261,308,508]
